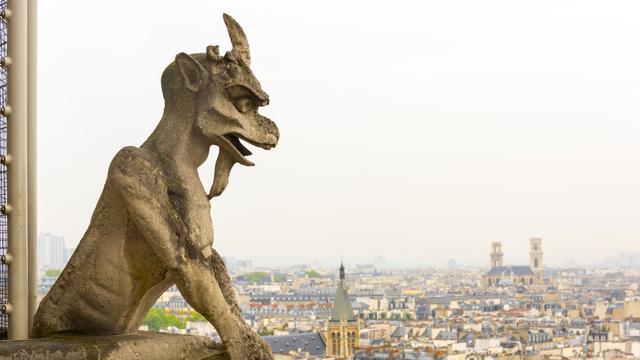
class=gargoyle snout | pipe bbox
[258,115,279,148]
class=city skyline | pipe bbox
[34,242,640,359]
[38,231,640,269]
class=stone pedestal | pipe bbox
[0,332,229,360]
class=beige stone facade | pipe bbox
[325,319,360,359]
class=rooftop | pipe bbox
[488,266,534,276]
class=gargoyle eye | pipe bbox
[233,96,254,113]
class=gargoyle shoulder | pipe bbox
[108,146,167,194]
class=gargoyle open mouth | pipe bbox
[219,133,275,167]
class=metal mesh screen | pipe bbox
[0,0,8,340]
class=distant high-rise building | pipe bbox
[63,247,76,264]
[38,233,66,270]
[446,258,457,270]
[372,256,386,269]
[236,259,253,272]
[629,252,640,267]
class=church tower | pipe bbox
[325,262,359,359]
[490,242,503,268]
[529,238,543,284]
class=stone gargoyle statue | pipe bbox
[33,14,278,360]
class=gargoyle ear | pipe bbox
[175,52,208,92]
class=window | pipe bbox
[350,331,356,353]
[331,332,337,355]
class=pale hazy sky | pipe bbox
[39,1,640,267]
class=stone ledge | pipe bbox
[0,332,229,360]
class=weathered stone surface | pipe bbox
[29,13,278,360]
[0,333,229,360]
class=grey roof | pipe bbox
[502,341,519,349]
[460,332,475,344]
[330,280,356,322]
[487,265,534,276]
[391,326,407,338]
[353,301,370,310]
[553,326,569,335]
[435,331,457,341]
[251,294,334,303]
[263,332,326,356]
[570,319,586,327]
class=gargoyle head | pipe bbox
[160,14,279,198]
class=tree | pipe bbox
[237,271,286,283]
[304,270,322,278]
[143,308,186,331]
[238,272,269,283]
[186,311,206,322]
[45,269,63,278]
[259,328,274,336]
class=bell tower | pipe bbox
[529,238,543,283]
[490,242,503,268]
[325,262,359,359]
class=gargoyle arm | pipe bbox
[108,147,185,267]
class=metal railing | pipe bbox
[0,0,9,341]
[0,0,37,341]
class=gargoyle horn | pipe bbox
[223,13,251,66]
